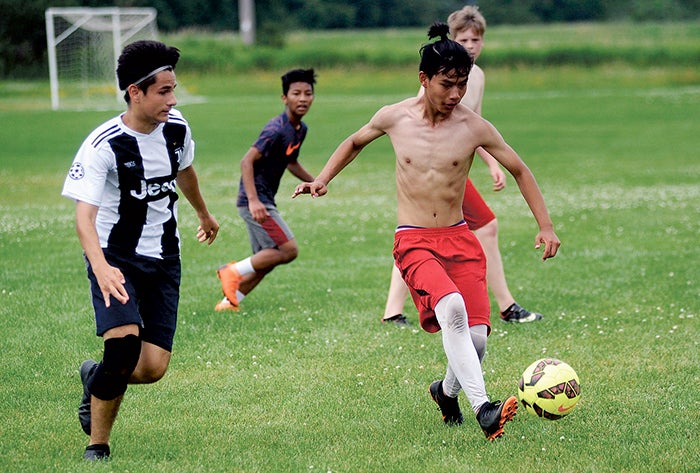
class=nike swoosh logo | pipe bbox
[286,142,301,156]
[557,405,573,412]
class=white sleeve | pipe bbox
[179,130,195,171]
[61,139,114,206]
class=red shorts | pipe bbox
[392,223,490,334]
[462,178,496,231]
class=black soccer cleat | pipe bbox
[476,396,518,441]
[429,380,464,425]
[500,303,543,323]
[79,359,98,436]
[83,443,110,461]
[381,314,410,325]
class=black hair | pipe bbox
[419,22,473,79]
[116,40,180,102]
[281,68,316,95]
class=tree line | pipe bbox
[3,0,700,78]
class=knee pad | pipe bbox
[88,334,141,400]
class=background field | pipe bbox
[0,23,698,473]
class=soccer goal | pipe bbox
[45,7,158,110]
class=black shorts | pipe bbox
[86,249,181,352]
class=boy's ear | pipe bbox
[419,71,429,89]
[128,84,142,103]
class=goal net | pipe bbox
[45,7,158,110]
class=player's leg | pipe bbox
[430,226,517,438]
[465,183,543,323]
[435,298,517,440]
[408,252,487,424]
[462,181,514,311]
[240,238,298,294]
[85,395,121,459]
[80,255,141,444]
[434,293,489,411]
[87,324,141,451]
[382,264,410,324]
[474,220,543,322]
[81,252,181,459]
[470,324,488,363]
[441,323,488,412]
[472,219,514,311]
[218,206,295,307]
[130,259,179,383]
[129,342,171,383]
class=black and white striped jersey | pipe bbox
[62,109,195,260]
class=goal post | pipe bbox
[45,7,158,110]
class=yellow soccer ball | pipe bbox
[518,358,581,420]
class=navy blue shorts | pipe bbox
[86,249,181,352]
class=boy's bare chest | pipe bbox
[389,121,476,168]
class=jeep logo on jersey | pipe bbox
[130,176,177,200]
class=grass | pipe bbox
[1,24,699,473]
[169,21,700,71]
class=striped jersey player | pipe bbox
[61,40,218,461]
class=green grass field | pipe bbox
[1,23,699,473]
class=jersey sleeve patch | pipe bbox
[68,162,86,180]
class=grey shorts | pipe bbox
[237,205,294,253]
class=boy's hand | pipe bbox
[196,215,219,245]
[535,229,560,260]
[249,200,270,223]
[490,166,506,191]
[293,181,327,198]
[93,264,129,307]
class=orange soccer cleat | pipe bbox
[214,296,239,312]
[217,262,242,307]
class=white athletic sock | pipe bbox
[235,257,255,276]
[223,291,246,304]
[435,292,489,412]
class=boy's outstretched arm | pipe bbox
[291,136,360,198]
[293,114,387,199]
[479,121,560,260]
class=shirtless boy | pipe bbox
[293,23,560,440]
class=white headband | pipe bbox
[131,65,172,87]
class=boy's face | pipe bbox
[453,27,484,61]
[283,81,314,118]
[133,70,177,124]
[420,69,468,115]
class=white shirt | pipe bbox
[62,109,194,259]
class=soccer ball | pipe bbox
[518,358,581,420]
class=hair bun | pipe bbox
[427,22,450,41]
